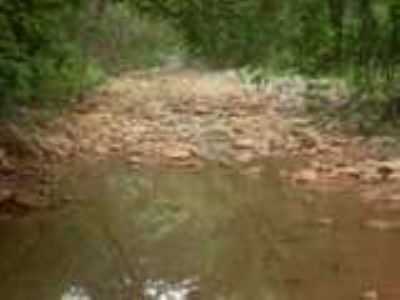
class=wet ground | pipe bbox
[0,161,400,300]
[1,67,400,300]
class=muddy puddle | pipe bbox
[0,161,400,300]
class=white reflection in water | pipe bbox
[144,278,199,300]
[61,285,91,300]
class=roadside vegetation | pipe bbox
[0,1,182,120]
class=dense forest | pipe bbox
[0,0,399,129]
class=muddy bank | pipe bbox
[0,68,399,213]
[39,69,400,199]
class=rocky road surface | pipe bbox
[1,68,400,215]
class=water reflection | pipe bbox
[61,285,91,300]
[144,278,199,300]
[0,162,399,300]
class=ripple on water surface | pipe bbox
[0,161,400,300]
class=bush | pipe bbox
[78,3,183,73]
[0,1,183,119]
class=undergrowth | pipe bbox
[0,2,183,121]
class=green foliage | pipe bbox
[227,0,399,127]
[0,0,182,118]
[82,3,181,73]
[0,0,399,128]
[0,0,86,114]
[133,0,271,67]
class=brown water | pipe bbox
[0,161,400,300]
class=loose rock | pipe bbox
[361,290,379,300]
[0,189,15,204]
[362,219,400,232]
[292,169,318,184]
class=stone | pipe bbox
[242,165,263,176]
[127,155,141,165]
[233,138,256,150]
[194,104,210,115]
[360,172,382,184]
[0,123,42,158]
[0,148,6,159]
[0,159,16,174]
[0,213,14,221]
[163,148,192,160]
[361,290,378,300]
[385,158,400,168]
[14,194,50,209]
[337,166,361,179]
[376,160,400,176]
[292,169,318,183]
[303,196,315,205]
[234,151,255,163]
[375,202,400,213]
[386,194,400,202]
[311,161,332,173]
[387,172,400,182]
[109,143,122,152]
[0,189,15,204]
[316,217,334,227]
[363,219,400,231]
[94,145,109,155]
[360,188,383,204]
[174,158,203,170]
